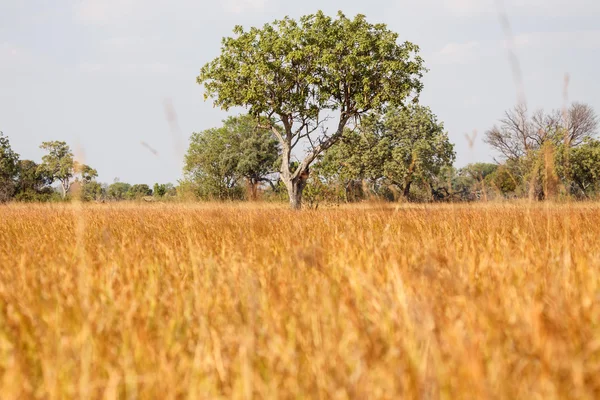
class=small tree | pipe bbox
[14,160,54,201]
[184,115,280,200]
[198,11,425,209]
[39,141,74,198]
[153,183,167,198]
[38,141,98,199]
[0,132,20,202]
[555,139,600,198]
[127,184,153,199]
[107,182,131,201]
[316,105,455,200]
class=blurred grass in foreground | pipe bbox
[0,202,599,399]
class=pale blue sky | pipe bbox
[1,0,599,185]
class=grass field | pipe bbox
[1,202,599,399]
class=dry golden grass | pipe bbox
[1,202,600,399]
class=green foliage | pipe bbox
[460,163,498,181]
[555,139,600,198]
[0,132,20,202]
[14,160,55,202]
[127,184,153,199]
[198,11,426,208]
[488,166,518,196]
[39,141,74,198]
[316,105,455,200]
[38,141,98,200]
[570,139,600,197]
[107,182,131,201]
[199,11,423,118]
[184,115,280,200]
[75,163,98,183]
[78,181,105,202]
[153,183,167,198]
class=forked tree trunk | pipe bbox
[284,171,309,210]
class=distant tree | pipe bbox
[184,115,280,200]
[78,181,105,202]
[0,132,20,202]
[485,103,598,163]
[153,183,167,198]
[227,116,280,199]
[184,127,243,200]
[317,105,455,200]
[75,163,98,184]
[127,184,152,199]
[38,141,74,198]
[488,165,519,196]
[563,103,599,147]
[198,11,425,209]
[14,160,54,201]
[38,141,98,199]
[163,183,177,197]
[556,138,600,198]
[107,182,131,201]
[485,103,598,200]
[459,163,498,181]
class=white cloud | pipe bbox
[77,62,172,75]
[0,42,32,68]
[223,0,268,13]
[441,0,600,17]
[434,28,600,66]
[433,41,481,64]
[73,0,270,25]
[514,30,600,50]
[443,0,493,16]
[74,0,140,24]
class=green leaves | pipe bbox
[199,11,424,121]
[198,11,426,207]
[38,141,98,198]
[184,115,280,200]
[315,105,455,198]
[0,132,20,202]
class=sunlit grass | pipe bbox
[0,202,599,399]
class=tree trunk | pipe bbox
[285,173,309,210]
[403,180,412,198]
[247,177,258,201]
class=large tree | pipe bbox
[0,132,20,202]
[184,115,280,200]
[198,11,425,209]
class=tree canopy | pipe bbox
[0,132,20,202]
[184,115,280,200]
[316,105,455,199]
[198,11,426,208]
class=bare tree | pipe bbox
[485,103,535,161]
[563,102,598,146]
[485,102,598,161]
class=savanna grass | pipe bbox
[0,202,599,399]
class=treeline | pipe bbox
[0,136,176,203]
[483,102,600,200]
[179,102,599,205]
[2,101,598,205]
